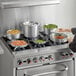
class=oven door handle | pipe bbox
[24,64,68,76]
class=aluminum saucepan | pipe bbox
[50,32,68,43]
[6,29,21,40]
[44,24,58,35]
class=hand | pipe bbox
[67,33,74,43]
[64,28,71,32]
[67,37,74,43]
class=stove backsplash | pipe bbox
[0,0,76,36]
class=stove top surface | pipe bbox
[1,34,68,52]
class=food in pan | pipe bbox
[34,39,46,44]
[7,29,20,35]
[44,24,58,29]
[55,36,65,39]
[54,33,66,39]
[10,40,28,46]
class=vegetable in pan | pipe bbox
[44,24,58,29]
[34,39,46,44]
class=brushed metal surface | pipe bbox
[0,0,60,9]
[23,24,39,38]
[17,60,74,76]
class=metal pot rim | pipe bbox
[6,29,21,40]
[50,32,68,43]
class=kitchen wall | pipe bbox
[0,7,30,35]
[29,0,76,29]
[0,0,76,34]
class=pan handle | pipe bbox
[14,47,19,51]
[14,47,26,51]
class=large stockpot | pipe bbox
[50,33,68,43]
[22,21,39,38]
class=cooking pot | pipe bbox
[6,29,21,40]
[22,21,39,38]
[44,24,58,35]
[50,32,68,43]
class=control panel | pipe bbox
[61,51,73,57]
[16,50,74,67]
[17,54,54,66]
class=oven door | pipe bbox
[17,60,74,76]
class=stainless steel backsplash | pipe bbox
[0,7,30,35]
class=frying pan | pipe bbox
[9,40,28,50]
[33,39,47,44]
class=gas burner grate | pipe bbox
[2,34,68,52]
[29,41,52,48]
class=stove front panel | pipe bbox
[15,49,74,68]
[17,59,74,76]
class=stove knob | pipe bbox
[17,60,22,65]
[33,57,38,63]
[39,56,45,61]
[48,55,53,60]
[27,59,31,64]
[61,52,66,56]
[66,53,69,56]
[70,52,73,56]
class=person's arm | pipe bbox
[71,28,76,35]
[64,28,76,34]
[57,28,71,32]
[69,35,76,52]
[57,28,76,35]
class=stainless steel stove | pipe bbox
[0,34,74,76]
[1,34,68,51]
